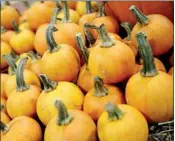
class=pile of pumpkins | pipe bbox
[1,1,173,141]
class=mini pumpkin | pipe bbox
[1,26,14,44]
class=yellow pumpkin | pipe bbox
[98,103,148,141]
[44,99,97,141]
[1,104,11,124]
[126,32,173,123]
[37,74,84,126]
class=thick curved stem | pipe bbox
[56,1,62,10]
[54,99,73,126]
[39,74,57,93]
[94,76,108,97]
[105,102,124,121]
[3,55,17,75]
[136,32,158,77]
[86,1,93,14]
[51,8,59,25]
[16,57,30,92]
[27,51,41,61]
[97,24,115,47]
[12,20,21,33]
[76,33,89,65]
[46,24,60,53]
[97,1,106,17]
[120,22,133,40]
[129,5,149,26]
[0,121,9,134]
[84,23,96,46]
[61,1,71,23]
[1,26,7,33]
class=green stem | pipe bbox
[61,1,71,23]
[86,1,93,14]
[12,20,21,33]
[2,55,17,75]
[27,51,41,61]
[54,99,73,126]
[129,5,149,26]
[16,57,30,92]
[76,33,89,65]
[84,23,96,46]
[0,121,9,134]
[97,1,105,17]
[105,102,124,121]
[22,1,30,8]
[120,22,133,40]
[51,8,59,25]
[46,24,61,53]
[136,32,158,77]
[9,50,19,62]
[39,74,57,93]
[0,104,6,111]
[56,1,62,10]
[94,76,108,97]
[1,26,7,33]
[97,24,115,47]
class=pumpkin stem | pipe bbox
[94,76,108,97]
[56,1,62,10]
[61,1,71,23]
[97,1,106,17]
[86,1,93,14]
[39,74,57,93]
[84,23,96,46]
[9,50,19,62]
[12,20,21,33]
[16,57,30,92]
[136,32,158,77]
[97,24,115,47]
[105,102,124,121]
[54,99,73,126]
[2,55,17,75]
[76,33,89,65]
[0,121,9,134]
[22,1,30,8]
[0,104,6,111]
[1,26,7,33]
[46,24,60,53]
[129,5,149,26]
[27,51,41,62]
[120,22,133,40]
[51,8,60,25]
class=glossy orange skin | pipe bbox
[123,39,138,57]
[28,59,42,75]
[68,1,77,9]
[1,6,20,30]
[1,41,12,69]
[26,1,56,31]
[34,24,70,56]
[4,69,41,98]
[88,40,135,84]
[1,116,42,141]
[105,2,173,24]
[126,71,173,123]
[41,44,80,82]
[44,110,97,141]
[7,85,41,119]
[131,14,173,56]
[168,67,173,75]
[58,22,85,55]
[1,73,10,99]
[90,16,119,39]
[77,65,94,92]
[83,84,125,121]
[1,30,14,44]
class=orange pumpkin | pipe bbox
[6,58,41,119]
[126,32,173,123]
[26,1,56,31]
[44,99,97,141]
[83,76,125,121]
[40,24,80,82]
[130,5,173,56]
[1,116,42,141]
[120,22,138,56]
[1,73,10,99]
[1,26,14,44]
[1,104,11,124]
[90,2,119,39]
[1,3,20,30]
[34,8,70,56]
[168,67,174,75]
[88,24,135,84]
[105,2,173,24]
[76,33,94,92]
